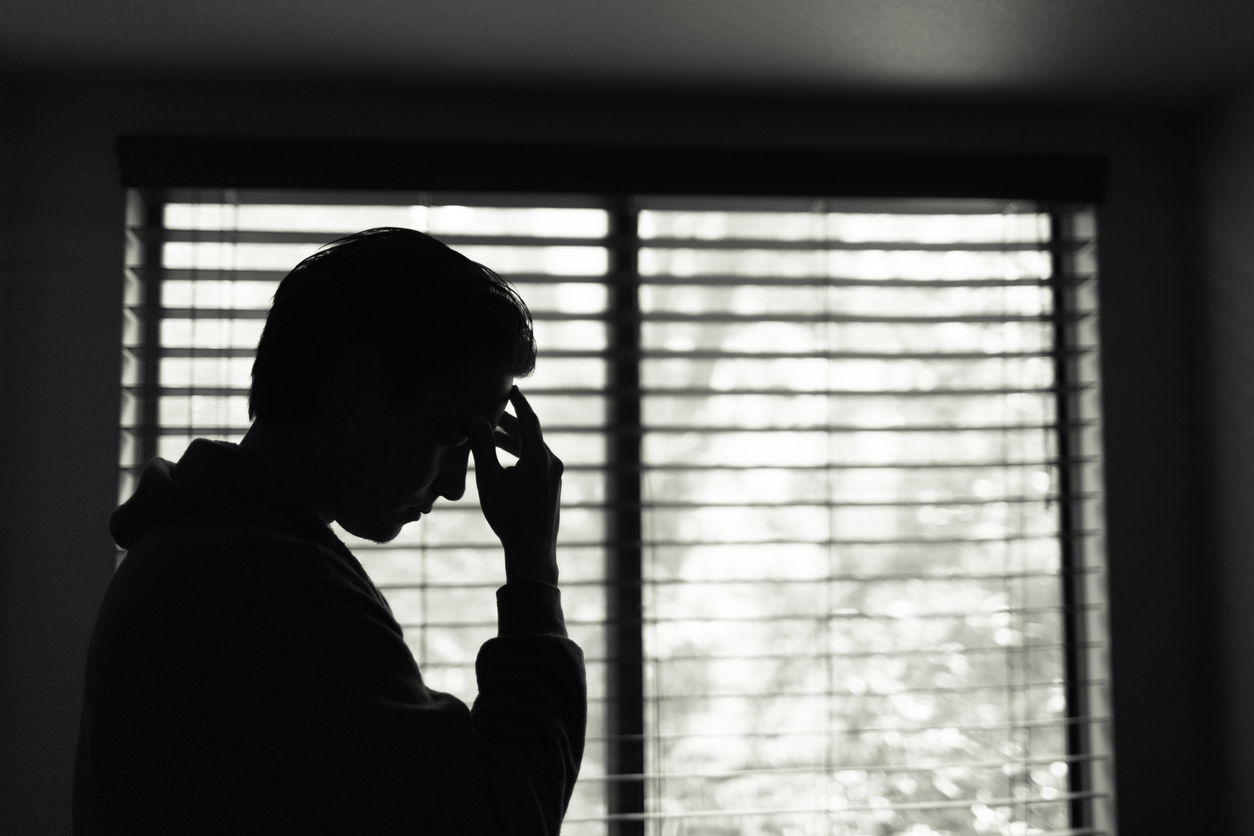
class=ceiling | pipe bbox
[3,0,1254,104]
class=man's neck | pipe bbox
[239,420,337,526]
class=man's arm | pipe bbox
[467,386,587,833]
[198,537,582,836]
[473,582,586,835]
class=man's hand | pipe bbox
[467,386,563,586]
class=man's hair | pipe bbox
[249,227,536,433]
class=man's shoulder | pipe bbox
[132,512,331,565]
[96,514,385,658]
[115,513,355,605]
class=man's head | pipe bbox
[245,228,535,542]
[250,227,536,433]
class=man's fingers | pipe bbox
[509,386,545,452]
[493,425,522,459]
[467,416,502,476]
[489,412,523,458]
[497,411,521,439]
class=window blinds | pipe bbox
[120,188,1111,836]
[622,197,1110,836]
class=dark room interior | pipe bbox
[5,2,1254,833]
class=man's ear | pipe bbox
[330,343,388,417]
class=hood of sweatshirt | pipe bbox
[110,439,339,553]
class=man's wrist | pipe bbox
[503,545,558,586]
[496,582,567,637]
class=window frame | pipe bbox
[118,138,1111,835]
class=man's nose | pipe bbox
[433,444,471,502]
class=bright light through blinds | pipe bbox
[631,198,1105,836]
[120,190,1110,836]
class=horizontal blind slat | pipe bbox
[581,749,1111,780]
[376,570,1102,592]
[564,790,1109,822]
[140,306,1091,325]
[588,714,1111,742]
[147,227,614,247]
[127,345,1094,361]
[396,604,1100,629]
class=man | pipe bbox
[74,228,585,835]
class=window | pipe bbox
[120,179,1111,835]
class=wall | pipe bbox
[0,80,1219,833]
[1202,79,1254,832]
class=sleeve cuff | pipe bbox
[496,582,568,637]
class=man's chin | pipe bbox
[338,513,414,544]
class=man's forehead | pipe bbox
[458,372,513,421]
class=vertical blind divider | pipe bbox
[1050,205,1093,830]
[605,196,646,834]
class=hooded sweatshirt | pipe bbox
[74,439,586,836]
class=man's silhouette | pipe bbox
[73,228,585,835]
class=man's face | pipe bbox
[332,363,514,544]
